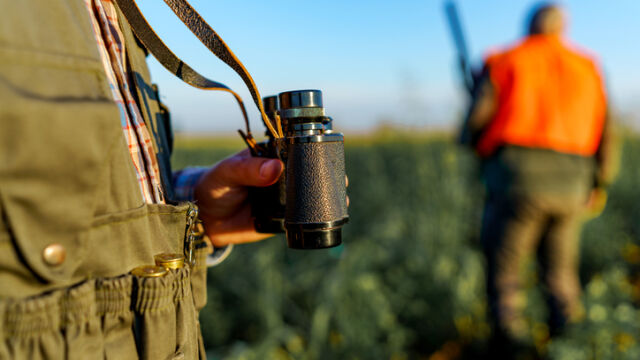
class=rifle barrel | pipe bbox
[444,1,474,93]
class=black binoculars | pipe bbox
[248,90,348,249]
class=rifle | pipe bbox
[444,1,475,95]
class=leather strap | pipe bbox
[113,0,281,138]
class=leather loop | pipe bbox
[113,0,281,138]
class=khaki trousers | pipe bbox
[481,190,586,340]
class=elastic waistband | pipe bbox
[1,267,191,339]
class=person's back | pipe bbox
[480,35,608,199]
[460,3,616,359]
[477,35,607,159]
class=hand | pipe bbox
[585,187,608,218]
[194,149,283,247]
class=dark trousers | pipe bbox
[481,190,585,353]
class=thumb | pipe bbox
[212,154,283,188]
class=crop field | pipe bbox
[173,132,640,360]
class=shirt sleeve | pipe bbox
[206,243,234,267]
[172,166,208,202]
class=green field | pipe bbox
[173,132,640,360]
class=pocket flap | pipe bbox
[0,98,122,283]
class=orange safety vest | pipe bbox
[476,35,607,158]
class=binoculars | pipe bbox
[249,90,348,249]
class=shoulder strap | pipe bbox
[113,0,281,139]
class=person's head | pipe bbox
[526,3,566,36]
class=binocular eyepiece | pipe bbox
[249,90,348,249]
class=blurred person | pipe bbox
[459,3,617,358]
[0,0,283,358]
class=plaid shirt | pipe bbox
[84,0,205,203]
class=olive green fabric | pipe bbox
[480,146,590,343]
[482,146,596,197]
[0,1,207,358]
[0,268,202,360]
[462,74,617,191]
[481,189,585,339]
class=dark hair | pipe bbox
[525,2,562,35]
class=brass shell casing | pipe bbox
[131,265,168,278]
[154,253,185,269]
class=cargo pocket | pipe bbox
[130,265,202,360]
[131,270,177,360]
[0,48,124,292]
[62,281,103,360]
[173,267,199,360]
[97,275,137,360]
[191,237,211,312]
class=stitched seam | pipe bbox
[90,209,187,229]
[0,44,102,69]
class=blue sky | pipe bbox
[137,0,640,134]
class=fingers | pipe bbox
[213,153,283,188]
[202,204,275,247]
[197,149,350,247]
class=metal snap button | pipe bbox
[131,265,168,278]
[154,253,185,269]
[42,243,66,266]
